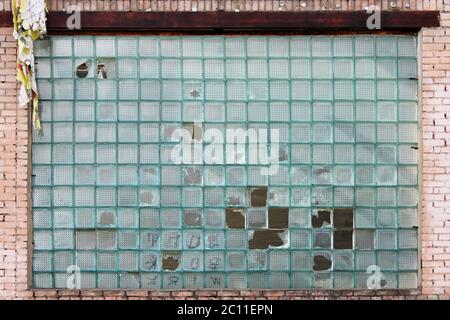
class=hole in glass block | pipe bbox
[97,58,116,79]
[226,208,246,229]
[313,253,332,271]
[312,210,331,228]
[249,187,267,207]
[248,230,287,250]
[161,251,181,271]
[268,208,289,229]
[76,60,91,78]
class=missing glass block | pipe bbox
[226,208,246,229]
[333,208,354,229]
[249,187,268,207]
[268,208,289,229]
[334,230,353,249]
[97,58,116,79]
[312,210,331,228]
[161,251,181,271]
[248,230,287,250]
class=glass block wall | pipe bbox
[32,35,419,289]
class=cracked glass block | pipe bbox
[291,187,310,206]
[268,187,289,206]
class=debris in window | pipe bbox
[183,166,202,185]
[334,230,353,249]
[76,60,91,78]
[161,251,181,271]
[249,187,267,207]
[183,122,203,142]
[226,208,246,229]
[333,208,354,229]
[268,208,289,229]
[98,211,115,226]
[97,58,116,79]
[248,229,287,249]
[184,209,202,227]
[312,210,331,228]
[313,253,332,271]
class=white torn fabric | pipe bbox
[19,0,47,33]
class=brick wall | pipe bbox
[1,0,450,300]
